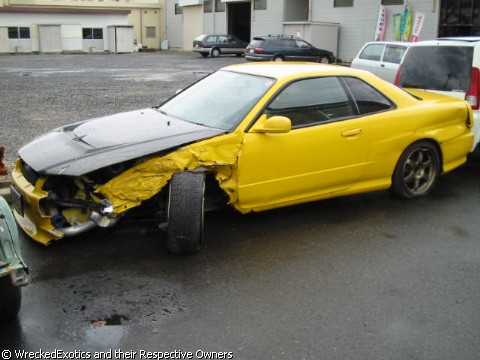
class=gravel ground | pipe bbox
[0,51,244,169]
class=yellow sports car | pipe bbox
[11,63,474,254]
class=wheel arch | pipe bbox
[395,138,444,174]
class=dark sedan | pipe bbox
[245,35,336,63]
[193,34,248,58]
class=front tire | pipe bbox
[166,172,205,255]
[319,56,330,64]
[390,141,440,199]
[211,48,220,58]
[0,276,21,321]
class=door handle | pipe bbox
[341,128,363,137]
[380,64,385,67]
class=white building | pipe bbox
[165,0,479,63]
[0,0,164,53]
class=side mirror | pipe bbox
[250,115,291,134]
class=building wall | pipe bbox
[128,8,163,49]
[183,5,202,49]
[165,0,184,49]
[251,1,283,37]
[1,0,165,50]
[311,0,438,62]
[0,12,129,52]
[165,0,439,61]
[203,10,227,35]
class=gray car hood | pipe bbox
[18,108,224,176]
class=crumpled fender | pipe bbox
[97,133,244,214]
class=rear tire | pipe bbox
[272,55,284,62]
[166,172,205,255]
[200,53,209,58]
[319,56,330,64]
[390,141,440,199]
[0,276,21,321]
[211,48,220,58]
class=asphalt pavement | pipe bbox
[0,52,479,360]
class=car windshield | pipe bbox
[398,46,473,92]
[159,70,275,130]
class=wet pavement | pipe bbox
[0,53,480,360]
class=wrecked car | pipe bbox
[0,195,28,320]
[11,62,474,254]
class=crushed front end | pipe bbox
[11,159,121,245]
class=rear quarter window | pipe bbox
[398,46,473,92]
[359,44,385,61]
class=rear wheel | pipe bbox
[166,172,205,255]
[200,53,209,58]
[211,48,221,58]
[319,55,330,64]
[0,276,21,321]
[272,55,284,62]
[390,141,440,199]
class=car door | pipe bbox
[237,76,372,210]
[217,35,230,54]
[294,39,319,61]
[351,43,386,77]
[376,45,408,83]
[228,35,246,53]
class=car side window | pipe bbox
[359,44,385,61]
[343,77,393,114]
[383,45,406,64]
[218,36,228,43]
[207,36,217,43]
[264,77,357,128]
[296,40,311,49]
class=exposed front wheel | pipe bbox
[0,276,21,321]
[211,48,221,58]
[390,141,440,199]
[166,172,205,255]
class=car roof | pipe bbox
[253,35,299,40]
[361,41,411,46]
[409,37,480,47]
[437,36,480,42]
[221,62,370,80]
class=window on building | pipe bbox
[8,27,30,39]
[175,3,183,15]
[381,0,403,5]
[439,0,480,36]
[146,27,156,38]
[82,28,103,39]
[334,0,353,7]
[215,0,225,12]
[254,0,267,10]
[204,0,213,13]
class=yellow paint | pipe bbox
[97,133,244,213]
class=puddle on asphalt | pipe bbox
[86,314,129,347]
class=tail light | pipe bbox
[466,67,479,110]
[254,48,265,54]
[394,64,402,86]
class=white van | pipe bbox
[395,37,480,152]
[351,41,410,83]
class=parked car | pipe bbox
[351,41,410,83]
[11,63,473,255]
[192,34,248,58]
[245,35,336,63]
[0,195,28,320]
[395,37,480,153]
